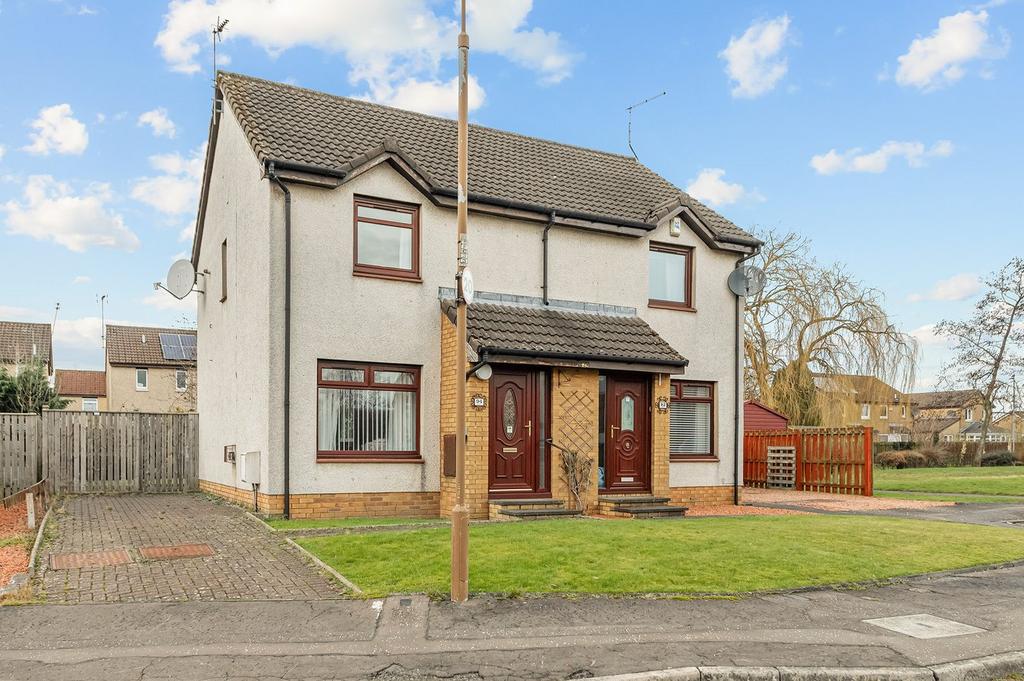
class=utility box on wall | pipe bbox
[241,451,261,485]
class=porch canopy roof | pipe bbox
[442,300,688,373]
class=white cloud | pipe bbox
[0,305,45,321]
[685,168,763,207]
[719,15,792,98]
[894,10,1010,91]
[131,144,205,215]
[370,74,485,117]
[3,175,140,252]
[0,145,5,161]
[155,0,575,114]
[178,222,196,243]
[23,103,89,155]
[910,324,948,347]
[144,290,197,312]
[72,275,91,285]
[908,273,983,302]
[810,140,953,175]
[137,108,177,138]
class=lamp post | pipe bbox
[450,0,471,603]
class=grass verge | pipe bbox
[875,466,1024,496]
[296,515,1024,597]
[266,516,442,531]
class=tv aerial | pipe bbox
[626,91,667,161]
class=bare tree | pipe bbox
[745,229,917,424]
[936,257,1024,459]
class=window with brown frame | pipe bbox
[649,243,694,311]
[353,196,421,281]
[669,380,715,459]
[220,238,228,302]
[316,360,421,462]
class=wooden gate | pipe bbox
[744,426,873,496]
[40,411,197,493]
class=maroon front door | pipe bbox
[603,375,651,493]
[488,369,544,496]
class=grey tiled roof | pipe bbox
[217,71,757,245]
[442,300,687,368]
[106,325,196,368]
[0,321,51,365]
[909,389,983,409]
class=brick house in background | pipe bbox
[55,369,107,412]
[191,72,761,519]
[105,325,196,413]
[813,374,913,442]
[909,389,988,444]
[0,321,53,375]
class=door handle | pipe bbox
[525,420,532,436]
[610,425,619,438]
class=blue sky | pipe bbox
[0,1,1021,387]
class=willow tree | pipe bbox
[745,229,917,425]
[936,257,1024,458]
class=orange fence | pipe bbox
[743,426,873,496]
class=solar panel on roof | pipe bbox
[159,333,196,361]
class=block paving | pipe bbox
[39,494,343,603]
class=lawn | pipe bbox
[875,466,1024,496]
[266,516,442,531]
[296,516,1024,597]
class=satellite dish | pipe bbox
[728,264,766,297]
[166,259,197,299]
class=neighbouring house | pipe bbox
[105,325,196,413]
[0,321,53,375]
[743,400,790,431]
[54,369,107,412]
[191,71,760,520]
[909,389,988,444]
[813,374,913,442]
[994,411,1023,445]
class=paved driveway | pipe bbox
[39,494,344,603]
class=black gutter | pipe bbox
[478,346,689,371]
[264,157,349,179]
[541,211,556,305]
[266,162,294,518]
[732,248,761,506]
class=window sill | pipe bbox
[648,300,696,313]
[353,267,422,283]
[317,454,424,464]
[669,455,719,463]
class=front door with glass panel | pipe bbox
[488,368,548,496]
[601,374,651,493]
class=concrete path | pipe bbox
[2,562,1022,680]
[39,494,343,603]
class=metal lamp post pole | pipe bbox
[450,0,471,603]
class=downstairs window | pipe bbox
[670,381,715,459]
[316,360,421,462]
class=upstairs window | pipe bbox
[880,404,889,419]
[82,397,98,412]
[353,197,420,281]
[669,381,715,458]
[135,368,149,391]
[649,243,694,311]
[860,403,870,419]
[176,369,188,392]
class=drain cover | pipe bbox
[864,613,985,639]
[139,543,215,560]
[50,549,132,570]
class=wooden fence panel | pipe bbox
[744,426,874,496]
[0,413,41,498]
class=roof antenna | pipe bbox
[626,91,667,161]
[51,302,61,331]
[212,17,229,80]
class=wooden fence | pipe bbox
[0,411,197,494]
[1,414,40,498]
[744,426,873,496]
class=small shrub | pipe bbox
[876,451,907,468]
[903,451,927,468]
[979,451,1016,467]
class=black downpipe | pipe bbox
[267,163,293,519]
[733,248,760,505]
[541,211,556,305]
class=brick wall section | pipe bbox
[668,485,734,506]
[439,315,490,519]
[200,479,440,518]
[650,374,671,499]
[550,368,600,511]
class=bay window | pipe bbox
[670,380,715,459]
[316,360,421,462]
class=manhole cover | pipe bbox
[50,549,132,570]
[139,543,215,560]
[864,613,985,639]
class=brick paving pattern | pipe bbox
[39,494,343,603]
[138,543,214,560]
[50,549,132,570]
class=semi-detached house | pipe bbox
[192,72,761,519]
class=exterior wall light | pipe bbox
[473,363,493,381]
